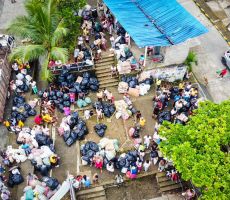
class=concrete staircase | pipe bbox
[95,54,119,88]
[156,172,182,193]
[76,186,106,200]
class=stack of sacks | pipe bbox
[137,84,151,96]
[58,112,88,146]
[21,175,60,200]
[98,138,119,162]
[10,95,37,125]
[6,146,27,164]
[114,100,137,120]
[118,82,129,94]
[81,141,99,165]
[115,150,139,173]
[94,123,107,137]
[15,72,32,93]
[117,60,131,74]
[93,101,116,118]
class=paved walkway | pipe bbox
[0,0,25,31]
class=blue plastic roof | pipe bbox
[103,0,208,47]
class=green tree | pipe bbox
[7,0,69,81]
[57,0,86,54]
[159,100,230,199]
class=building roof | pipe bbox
[103,0,208,47]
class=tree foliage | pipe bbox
[159,100,230,199]
[7,0,69,81]
[57,0,86,53]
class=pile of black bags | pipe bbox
[121,75,154,88]
[93,101,116,118]
[42,176,60,190]
[63,112,88,146]
[11,95,37,123]
[94,123,107,137]
[38,71,99,112]
[158,111,171,124]
[8,168,24,187]
[81,141,99,164]
[115,151,139,170]
[35,134,55,151]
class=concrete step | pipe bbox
[95,61,114,69]
[96,56,114,64]
[160,183,182,193]
[157,176,169,183]
[77,191,106,200]
[99,78,119,86]
[159,180,178,188]
[77,186,104,196]
[98,75,118,81]
[99,82,118,88]
[95,68,111,74]
[156,172,166,178]
[97,73,118,79]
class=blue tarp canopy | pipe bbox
[103,0,208,47]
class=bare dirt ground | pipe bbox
[105,175,161,200]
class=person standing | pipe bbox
[219,68,228,78]
[31,81,38,94]
[144,134,152,149]
[143,160,151,172]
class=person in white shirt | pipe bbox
[12,62,18,73]
[106,162,114,172]
[143,160,151,172]
[31,81,38,94]
[144,134,152,149]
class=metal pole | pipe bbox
[143,46,147,67]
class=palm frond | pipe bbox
[50,47,68,63]
[9,45,46,63]
[51,21,68,46]
[40,55,54,81]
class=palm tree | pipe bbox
[7,0,69,81]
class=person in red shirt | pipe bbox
[34,115,43,125]
[219,68,228,78]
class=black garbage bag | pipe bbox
[68,117,77,129]
[103,157,109,166]
[89,141,99,152]
[150,150,158,158]
[126,76,132,83]
[121,76,127,82]
[8,173,24,187]
[126,153,136,162]
[58,104,64,113]
[118,157,126,168]
[31,159,37,166]
[129,80,136,88]
[35,134,49,146]
[40,165,49,176]
[133,130,140,138]
[17,114,26,122]
[77,130,86,140]
[67,74,75,83]
[83,72,90,78]
[90,84,99,91]
[63,94,70,101]
[81,78,89,86]
[42,177,59,190]
[24,104,32,111]
[56,91,63,98]
[63,101,70,107]
[158,111,171,124]
[82,156,90,163]
[28,109,37,116]
[14,96,25,105]
[96,129,105,137]
[71,131,78,141]
[84,142,90,151]
[108,105,115,114]
[71,112,79,120]
[49,91,55,97]
[130,107,137,114]
[11,111,18,118]
[22,111,29,118]
[87,150,96,159]
[66,137,75,146]
[93,101,103,109]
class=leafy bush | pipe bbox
[184,51,197,72]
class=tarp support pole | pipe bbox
[143,46,147,67]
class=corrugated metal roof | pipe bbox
[103,0,208,47]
